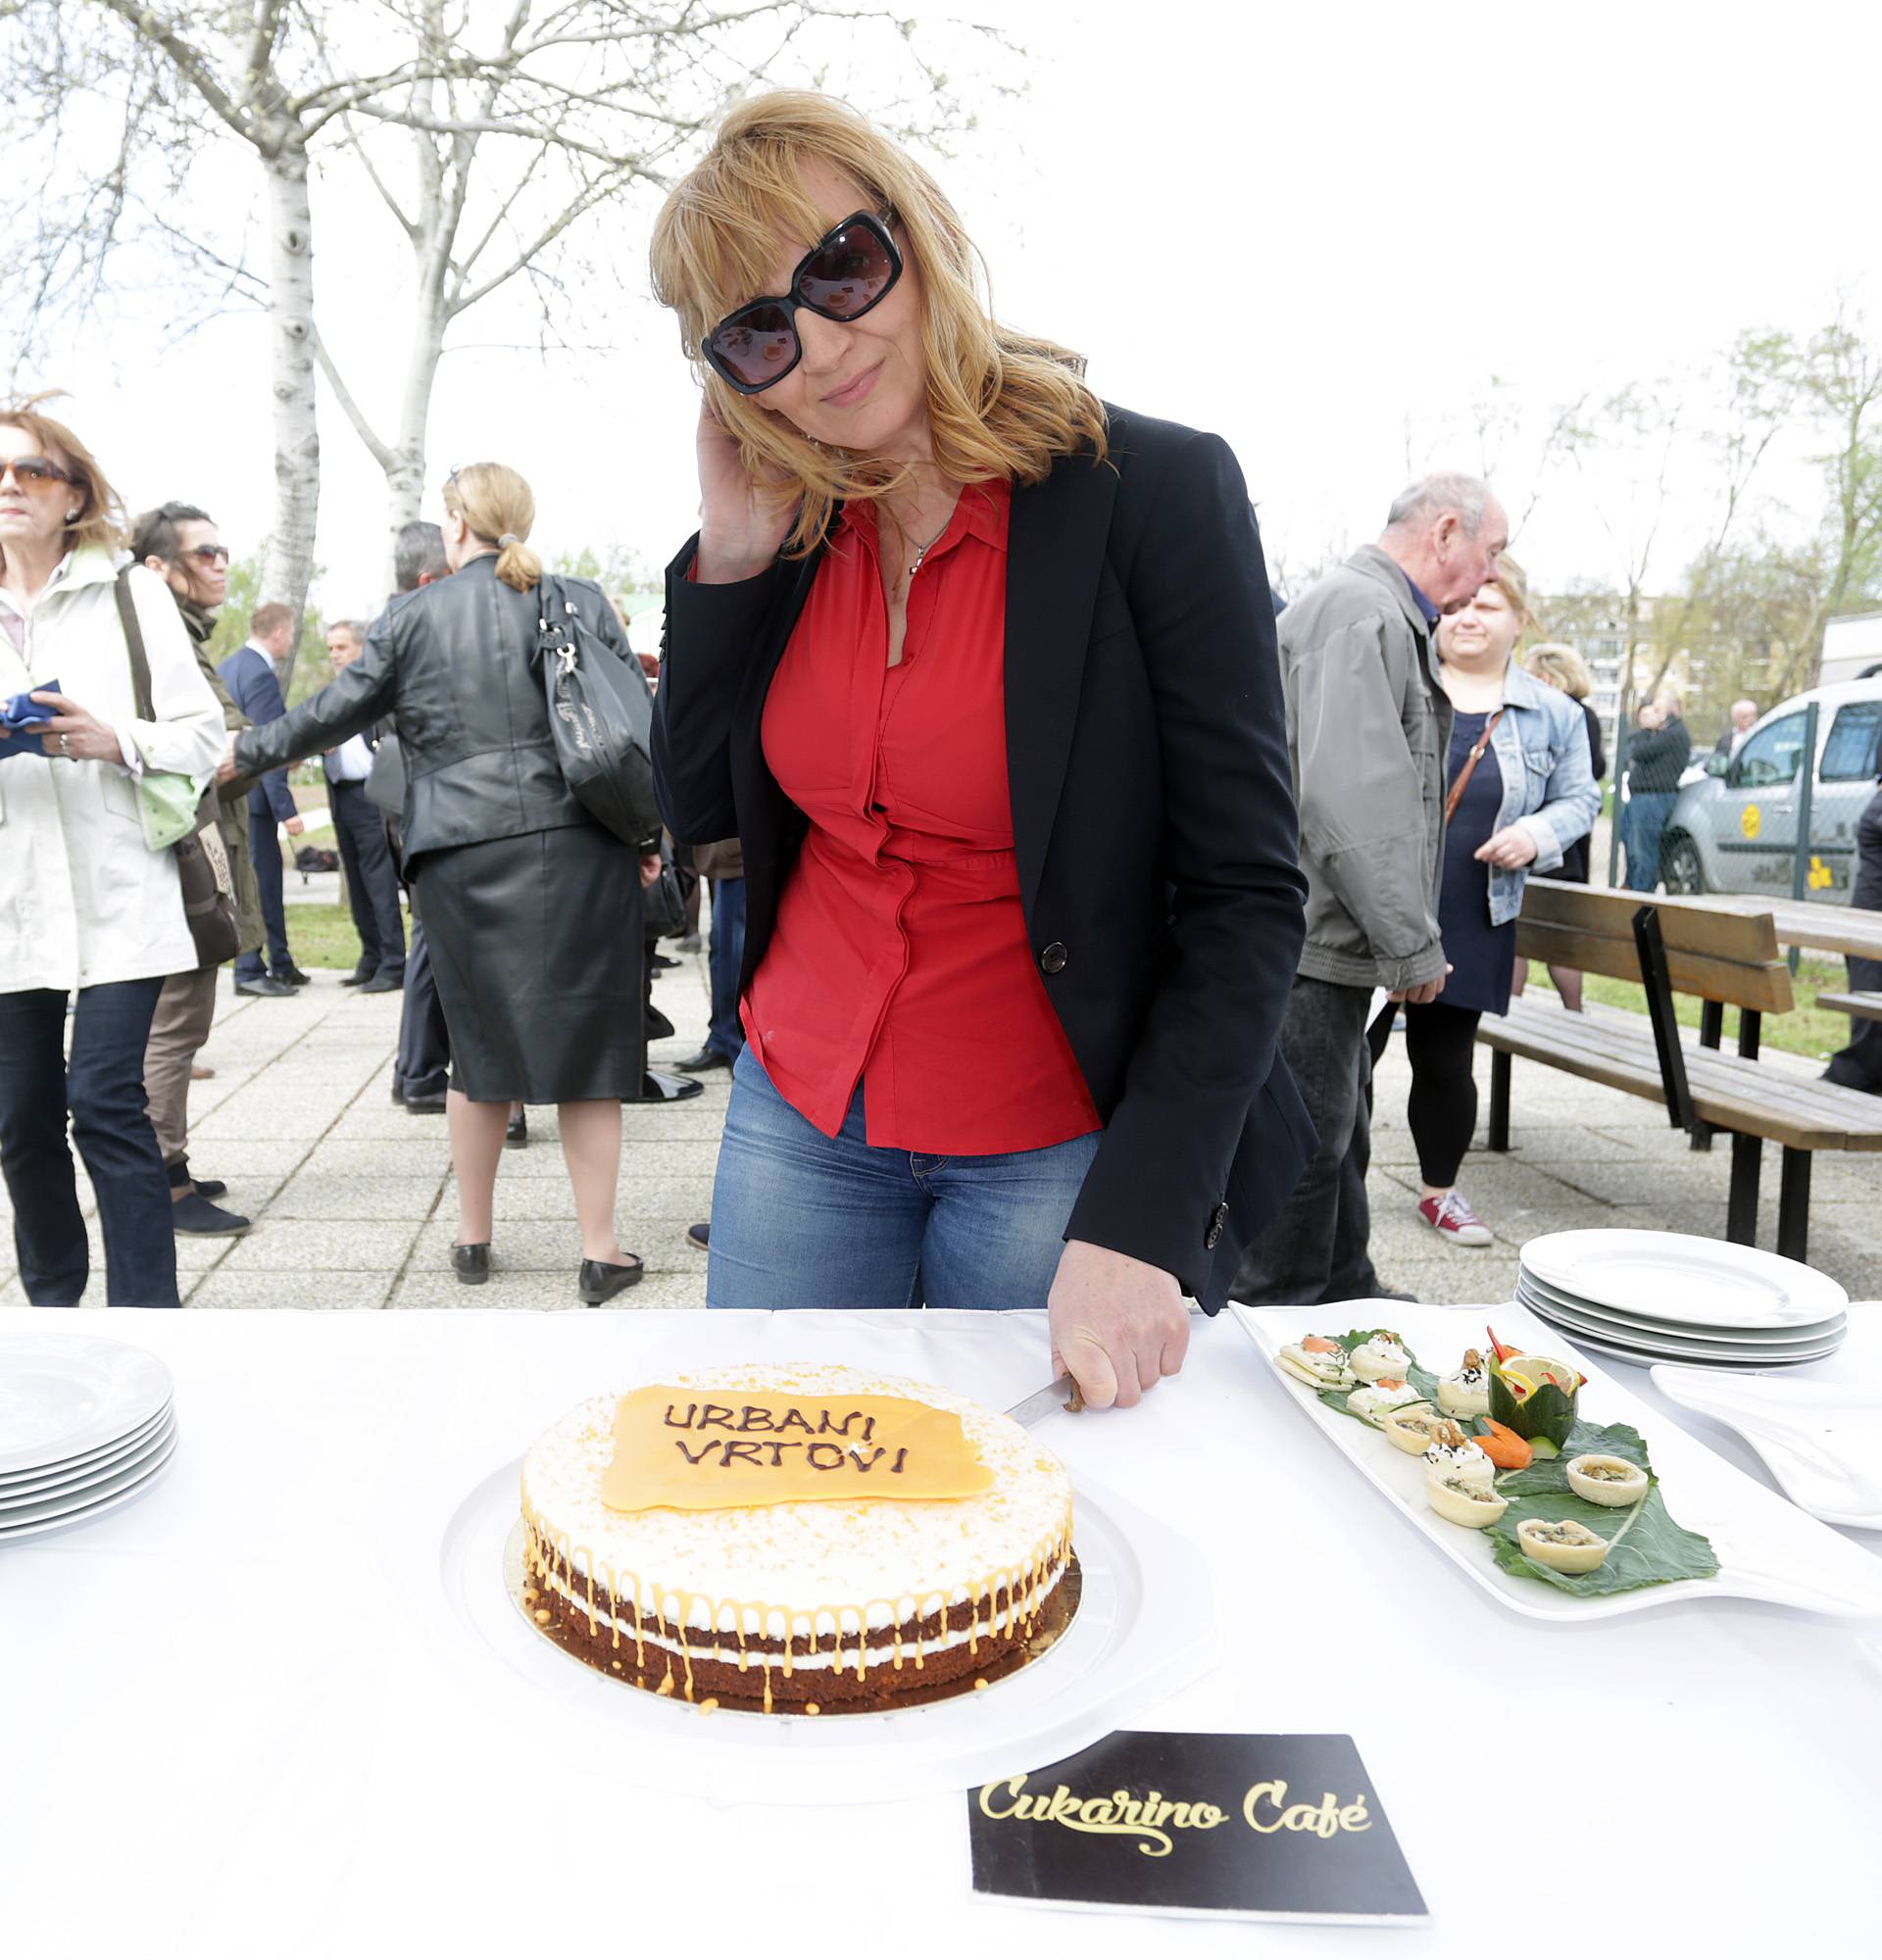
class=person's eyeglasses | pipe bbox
[701,211,903,396]
[0,457,74,494]
[183,543,229,567]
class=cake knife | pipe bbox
[1004,1378,1085,1426]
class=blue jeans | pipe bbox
[707,1045,1100,1309]
[706,877,746,1061]
[1624,790,1676,893]
[0,980,179,1307]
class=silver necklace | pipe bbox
[906,519,950,581]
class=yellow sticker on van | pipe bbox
[1741,804,1762,840]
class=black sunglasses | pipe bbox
[701,211,903,396]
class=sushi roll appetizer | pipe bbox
[1349,1332,1411,1384]
[1277,1334,1357,1391]
[1422,1419,1496,1491]
[1436,1348,1491,1418]
[1346,1378,1422,1427]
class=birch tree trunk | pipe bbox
[259,138,321,695]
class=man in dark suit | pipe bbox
[384,520,456,1112]
[218,603,305,997]
[322,618,406,992]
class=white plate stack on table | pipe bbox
[1513,1228,1849,1370]
[0,1333,177,1542]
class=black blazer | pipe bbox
[654,402,1313,1310]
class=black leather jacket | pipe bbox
[234,557,649,859]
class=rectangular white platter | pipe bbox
[1232,1300,1882,1622]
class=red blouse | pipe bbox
[741,479,1101,1153]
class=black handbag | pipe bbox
[115,571,241,969]
[642,857,687,940]
[533,575,662,845]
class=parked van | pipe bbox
[1661,678,1882,900]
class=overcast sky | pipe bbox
[23,0,1882,622]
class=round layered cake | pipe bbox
[519,1362,1075,1713]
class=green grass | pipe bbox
[281,904,366,969]
[1524,954,1856,1059]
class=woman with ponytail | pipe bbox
[227,463,660,1303]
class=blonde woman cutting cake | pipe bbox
[649,93,1312,1408]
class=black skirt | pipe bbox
[414,822,645,1103]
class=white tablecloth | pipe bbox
[3,1304,1878,1954]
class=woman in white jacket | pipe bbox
[0,398,224,1307]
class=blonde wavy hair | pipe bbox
[0,393,127,559]
[442,463,540,592]
[1525,640,1593,701]
[650,91,1109,555]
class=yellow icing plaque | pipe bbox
[601,1386,995,1512]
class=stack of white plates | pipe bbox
[0,1334,177,1542]
[1514,1229,1849,1370]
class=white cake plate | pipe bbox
[395,1450,1216,1807]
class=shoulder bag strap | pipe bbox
[115,567,155,721]
[1443,704,1507,826]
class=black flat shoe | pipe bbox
[578,1255,643,1304]
[339,966,373,987]
[167,1159,226,1201]
[641,1067,704,1102]
[672,1047,732,1074]
[405,1092,447,1115]
[172,1193,252,1237]
[234,975,295,998]
[505,1110,528,1149]
[276,965,313,988]
[452,1243,491,1284]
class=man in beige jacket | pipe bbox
[133,502,258,1238]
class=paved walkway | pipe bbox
[4,957,1876,1308]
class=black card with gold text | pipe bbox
[968,1732,1426,1922]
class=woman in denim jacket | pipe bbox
[1369,557,1599,1249]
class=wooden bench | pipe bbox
[1816,991,1882,1023]
[1477,878,1882,1260]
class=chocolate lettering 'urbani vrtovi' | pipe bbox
[601,1385,996,1512]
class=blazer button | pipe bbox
[1039,942,1068,975]
[1204,1200,1229,1251]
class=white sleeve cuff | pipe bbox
[116,726,146,777]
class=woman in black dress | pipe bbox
[225,465,658,1302]
[1368,560,1599,1249]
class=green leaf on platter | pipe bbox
[1488,1486,1719,1595]
[1293,1336,1717,1597]
[1498,1420,1651,1495]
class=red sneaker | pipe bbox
[1417,1190,1494,1247]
